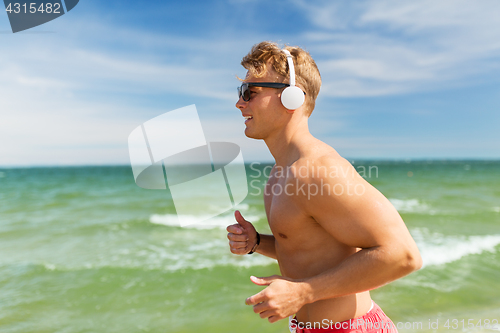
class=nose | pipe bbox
[235,95,247,110]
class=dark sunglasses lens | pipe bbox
[242,85,248,101]
[238,84,249,101]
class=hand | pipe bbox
[226,210,258,255]
[246,275,310,323]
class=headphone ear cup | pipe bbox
[281,86,305,110]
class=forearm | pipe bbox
[301,246,421,304]
[255,234,277,260]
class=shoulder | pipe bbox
[288,150,381,214]
[289,149,361,187]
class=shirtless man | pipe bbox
[226,41,422,333]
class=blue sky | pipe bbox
[1,0,499,165]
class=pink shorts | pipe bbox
[289,302,398,333]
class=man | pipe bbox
[226,41,422,333]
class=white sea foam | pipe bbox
[389,198,433,214]
[37,238,276,272]
[150,213,261,229]
[6,212,270,273]
[27,228,500,274]
[43,263,56,271]
[412,228,500,268]
[233,203,250,211]
[32,213,500,274]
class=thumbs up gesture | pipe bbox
[226,210,259,255]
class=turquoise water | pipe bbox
[0,161,499,332]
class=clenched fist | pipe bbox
[226,210,259,255]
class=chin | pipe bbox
[245,127,266,140]
[244,128,263,140]
[244,128,254,138]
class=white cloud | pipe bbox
[323,135,500,159]
[0,21,246,165]
[292,0,500,97]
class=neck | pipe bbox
[264,115,313,167]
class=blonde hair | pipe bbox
[241,41,321,115]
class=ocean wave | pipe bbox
[36,229,500,274]
[411,228,500,268]
[30,250,276,273]
[150,212,261,229]
[389,198,433,214]
[8,229,500,275]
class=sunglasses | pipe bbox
[237,82,290,102]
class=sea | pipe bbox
[0,160,499,333]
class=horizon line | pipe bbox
[1,158,500,168]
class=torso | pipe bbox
[264,148,372,324]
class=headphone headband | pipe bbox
[282,49,296,86]
[280,48,305,110]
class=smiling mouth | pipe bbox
[244,116,253,122]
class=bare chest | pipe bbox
[264,174,313,241]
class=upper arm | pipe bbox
[301,158,416,251]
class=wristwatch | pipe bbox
[247,232,260,254]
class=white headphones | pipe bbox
[281,49,305,110]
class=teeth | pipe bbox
[244,116,253,120]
